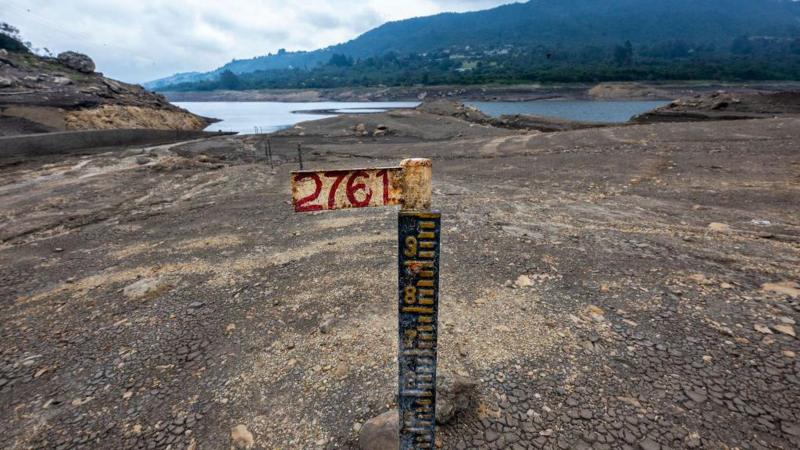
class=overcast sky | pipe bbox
[4,0,515,83]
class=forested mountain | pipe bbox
[145,0,800,90]
[334,0,800,55]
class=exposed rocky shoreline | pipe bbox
[274,90,800,142]
[160,81,800,103]
[0,49,213,136]
[633,90,800,123]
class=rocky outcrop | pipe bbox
[588,82,670,100]
[416,99,491,123]
[415,100,607,132]
[489,114,607,132]
[0,48,211,135]
[56,51,95,73]
[633,90,800,123]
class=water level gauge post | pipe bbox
[290,158,439,449]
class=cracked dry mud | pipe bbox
[1,115,799,449]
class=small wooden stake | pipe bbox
[297,144,304,170]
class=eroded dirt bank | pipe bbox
[0,112,799,449]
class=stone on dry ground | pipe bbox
[230,424,254,449]
[359,410,398,450]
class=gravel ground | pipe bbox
[1,115,799,449]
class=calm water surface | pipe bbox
[174,102,418,134]
[468,100,668,123]
[175,100,667,134]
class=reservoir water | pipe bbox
[175,100,668,135]
[468,100,668,123]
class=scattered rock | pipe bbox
[685,432,702,448]
[485,429,500,442]
[584,305,605,322]
[122,276,174,299]
[52,76,73,86]
[617,396,643,408]
[333,362,348,378]
[0,76,14,88]
[639,438,661,450]
[782,422,800,437]
[761,281,800,298]
[359,410,398,450]
[319,317,334,334]
[436,372,478,424]
[135,156,151,165]
[515,275,534,288]
[754,324,773,334]
[688,273,711,284]
[683,387,707,404]
[57,51,96,73]
[707,222,731,233]
[773,324,796,337]
[231,424,254,449]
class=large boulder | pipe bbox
[359,372,478,449]
[359,410,398,450]
[57,51,95,73]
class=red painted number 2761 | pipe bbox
[293,169,393,212]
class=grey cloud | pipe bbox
[306,11,345,29]
[5,0,516,83]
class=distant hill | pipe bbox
[145,0,800,89]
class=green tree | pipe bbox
[791,38,800,55]
[731,36,753,55]
[218,70,241,89]
[613,40,634,65]
[0,22,30,53]
[327,53,354,67]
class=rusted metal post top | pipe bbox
[400,158,432,211]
